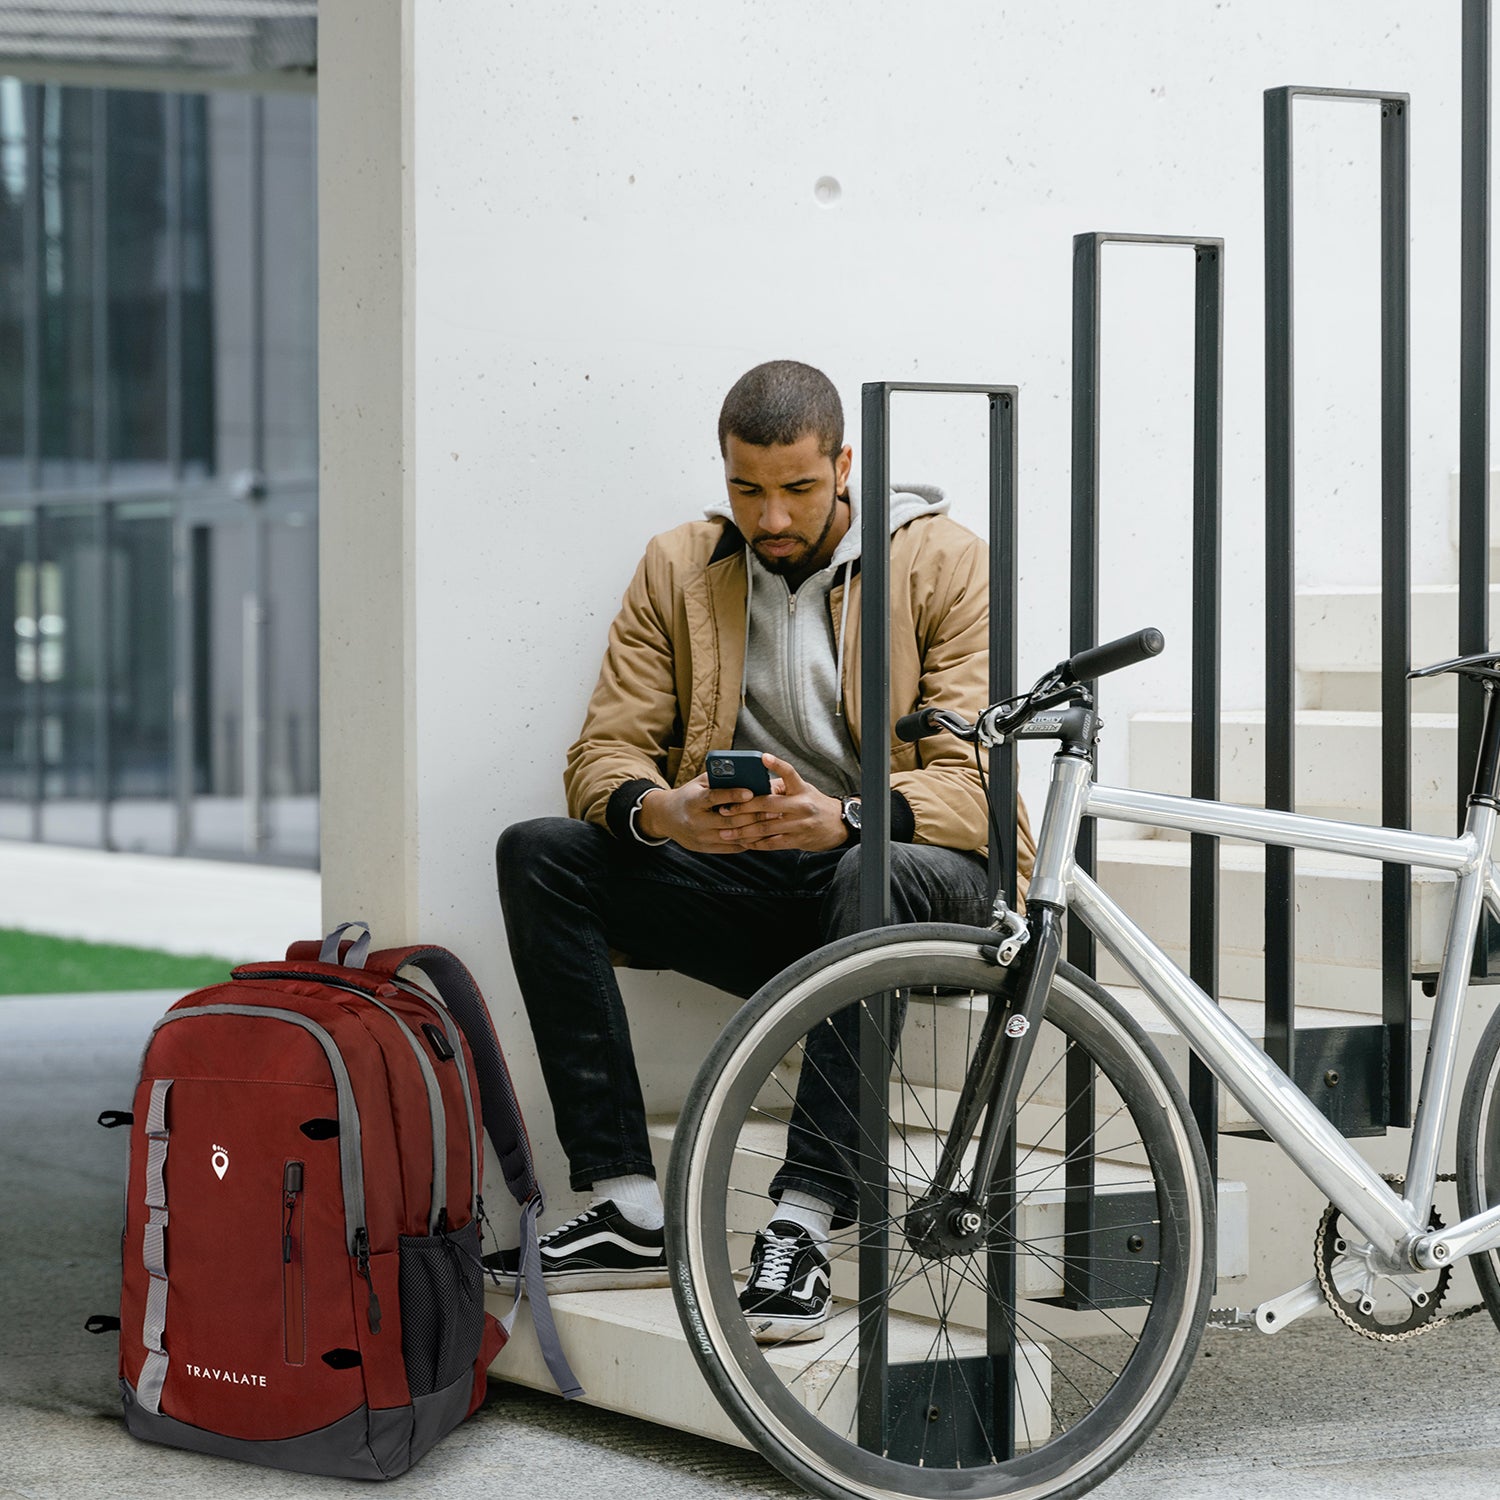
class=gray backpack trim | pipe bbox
[152,1004,367,1251]
[137,1078,173,1415]
[362,993,447,1233]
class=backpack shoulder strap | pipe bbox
[370,944,536,1209]
[365,942,582,1401]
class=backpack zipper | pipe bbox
[282,1160,306,1365]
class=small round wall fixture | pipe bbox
[813,175,842,206]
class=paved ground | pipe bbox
[6,986,1500,1500]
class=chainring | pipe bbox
[1313,1174,1470,1342]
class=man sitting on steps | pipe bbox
[496,359,1034,1343]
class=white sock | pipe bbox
[593,1173,664,1231]
[769,1189,834,1245]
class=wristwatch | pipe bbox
[839,795,862,844]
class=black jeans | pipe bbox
[495,818,990,1226]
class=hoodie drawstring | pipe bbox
[740,546,754,707]
[834,560,853,719]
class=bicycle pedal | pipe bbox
[1204,1306,1257,1331]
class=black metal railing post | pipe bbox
[855,383,893,1456]
[860,380,1020,1460]
[1070,231,1224,1165]
[1264,86,1411,1124]
[1460,2,1491,837]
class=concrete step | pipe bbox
[1093,837,1452,1004]
[646,1115,1250,1306]
[1296,583,1498,713]
[1127,707,1460,835]
[1296,584,1500,674]
[487,1284,1051,1449]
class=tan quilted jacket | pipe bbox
[563,513,1035,893]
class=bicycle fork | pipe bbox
[905,748,1092,1251]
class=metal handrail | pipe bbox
[1264,84,1412,1123]
[1070,231,1225,1163]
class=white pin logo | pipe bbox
[1004,1015,1030,1038]
[211,1144,230,1180]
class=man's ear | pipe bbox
[835,444,853,496]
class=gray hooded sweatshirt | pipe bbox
[701,483,951,798]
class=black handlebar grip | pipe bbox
[895,708,939,743]
[1065,627,1165,684]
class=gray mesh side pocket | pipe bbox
[397,1219,484,1399]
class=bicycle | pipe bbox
[664,626,1500,1500]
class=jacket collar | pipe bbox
[708,519,745,566]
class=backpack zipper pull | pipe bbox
[283,1162,303,1264]
[354,1227,382,1333]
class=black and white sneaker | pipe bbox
[488,1200,667,1293]
[739,1221,831,1343]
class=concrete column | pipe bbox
[317,1,416,937]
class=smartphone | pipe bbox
[706,749,773,797]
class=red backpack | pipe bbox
[98,923,579,1478]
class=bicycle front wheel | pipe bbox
[668,926,1213,1500]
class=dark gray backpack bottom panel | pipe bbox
[120,1380,416,1480]
[409,1369,480,1470]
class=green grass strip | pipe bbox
[0,928,235,996]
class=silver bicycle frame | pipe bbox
[1028,751,1500,1272]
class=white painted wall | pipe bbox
[325,0,1489,1218]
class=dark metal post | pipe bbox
[1069,230,1224,1160]
[987,389,1018,1454]
[860,385,894,929]
[1381,97,1413,1121]
[1264,87,1297,1082]
[990,391,1020,907]
[856,382,892,1452]
[860,379,1022,1456]
[1460,2,1491,832]
[1265,87,1412,1124]
[1190,242,1224,1172]
[1068,234,1101,978]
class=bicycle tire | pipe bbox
[1456,1000,1500,1333]
[667,924,1214,1500]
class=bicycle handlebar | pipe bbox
[894,627,1165,745]
[1063,627,1165,684]
[895,708,941,744]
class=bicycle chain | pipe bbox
[1313,1173,1483,1342]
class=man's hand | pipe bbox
[637,755,850,854]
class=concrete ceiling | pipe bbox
[0,1,315,93]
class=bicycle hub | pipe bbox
[903,1193,988,1260]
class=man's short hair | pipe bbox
[717,360,844,458]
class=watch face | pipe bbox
[844,798,862,830]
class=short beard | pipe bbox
[751,491,843,577]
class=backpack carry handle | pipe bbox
[318,921,372,968]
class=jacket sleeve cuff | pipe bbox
[890,789,916,843]
[606,777,668,843]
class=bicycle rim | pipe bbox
[668,933,1212,1500]
[1458,1002,1500,1333]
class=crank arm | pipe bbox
[1253,1262,1362,1334]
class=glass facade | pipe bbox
[0,79,317,866]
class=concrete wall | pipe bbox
[319,0,1484,1214]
